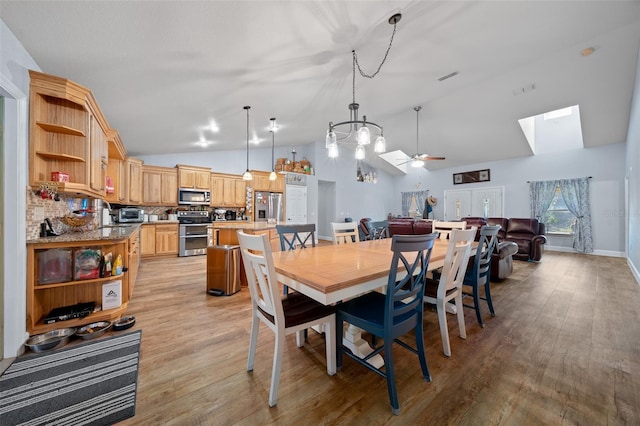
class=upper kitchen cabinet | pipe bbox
[105,130,127,204]
[250,170,285,193]
[142,165,178,206]
[177,165,211,190]
[126,158,143,205]
[210,173,245,207]
[28,70,111,199]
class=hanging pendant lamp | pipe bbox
[242,106,253,181]
[269,117,277,181]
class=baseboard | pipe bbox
[546,245,625,258]
[628,258,640,287]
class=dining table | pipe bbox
[272,237,455,367]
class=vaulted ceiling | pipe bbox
[2,1,639,172]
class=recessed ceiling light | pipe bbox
[581,46,596,57]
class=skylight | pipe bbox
[518,104,584,155]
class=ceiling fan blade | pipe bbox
[425,156,446,160]
[396,159,413,166]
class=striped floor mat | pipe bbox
[0,330,141,425]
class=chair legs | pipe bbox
[268,332,286,407]
[464,281,496,328]
[485,281,496,317]
[247,313,259,371]
[436,295,466,357]
[384,339,400,415]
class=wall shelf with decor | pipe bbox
[356,162,377,183]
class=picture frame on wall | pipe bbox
[453,169,491,185]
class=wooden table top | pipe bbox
[272,238,453,304]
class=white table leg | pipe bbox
[342,324,384,369]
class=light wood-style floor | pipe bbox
[119,251,640,425]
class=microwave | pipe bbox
[179,188,211,205]
[118,208,144,223]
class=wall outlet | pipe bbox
[34,206,44,222]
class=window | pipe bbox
[542,187,574,234]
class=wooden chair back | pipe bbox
[432,220,467,240]
[331,222,360,244]
[276,224,316,251]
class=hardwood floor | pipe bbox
[119,251,640,425]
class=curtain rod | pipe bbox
[527,176,592,183]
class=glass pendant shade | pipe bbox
[326,130,337,148]
[411,159,424,168]
[243,170,253,180]
[374,135,386,153]
[357,125,371,145]
[269,171,277,181]
[328,143,339,158]
[355,144,365,160]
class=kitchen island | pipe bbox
[26,224,141,335]
[213,221,282,251]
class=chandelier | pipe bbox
[325,13,402,160]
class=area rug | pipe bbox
[0,330,141,426]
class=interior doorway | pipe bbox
[317,180,336,241]
[0,95,4,363]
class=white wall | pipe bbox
[1,20,40,358]
[394,143,628,255]
[626,41,640,283]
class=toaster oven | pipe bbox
[118,208,144,223]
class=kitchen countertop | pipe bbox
[211,221,283,230]
[141,220,179,225]
[27,223,141,244]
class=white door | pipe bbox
[470,187,504,217]
[444,190,471,220]
[285,185,307,224]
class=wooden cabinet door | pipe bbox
[234,179,246,206]
[127,159,143,205]
[178,168,196,188]
[155,224,179,255]
[252,173,269,192]
[106,158,126,204]
[223,178,235,206]
[128,228,140,298]
[142,168,162,205]
[195,171,210,190]
[161,170,178,205]
[89,113,108,195]
[271,175,285,192]
[140,224,156,256]
[210,174,225,206]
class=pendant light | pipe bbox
[242,106,253,181]
[325,13,401,160]
[269,117,277,181]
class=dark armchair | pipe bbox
[493,218,547,262]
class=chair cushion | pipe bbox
[258,292,335,328]
[424,277,458,298]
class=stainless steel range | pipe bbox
[178,211,216,257]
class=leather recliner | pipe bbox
[496,218,547,262]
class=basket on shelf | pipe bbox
[57,214,96,232]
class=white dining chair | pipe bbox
[331,222,360,244]
[237,231,336,407]
[423,228,476,356]
[432,220,467,240]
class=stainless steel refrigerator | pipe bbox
[254,192,284,222]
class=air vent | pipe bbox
[512,83,537,96]
[438,71,459,82]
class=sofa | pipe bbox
[465,217,547,262]
[386,217,519,281]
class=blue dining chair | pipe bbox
[276,224,316,295]
[336,232,438,415]
[462,225,501,327]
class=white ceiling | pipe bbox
[2,1,639,172]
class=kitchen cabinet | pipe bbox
[155,224,179,255]
[210,173,245,207]
[210,173,225,206]
[127,157,143,205]
[26,237,132,335]
[140,224,156,256]
[177,165,211,190]
[128,228,141,299]
[141,223,179,257]
[105,130,127,204]
[28,70,112,199]
[106,158,127,204]
[142,166,178,206]
[250,170,284,193]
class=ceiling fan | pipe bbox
[397,106,446,167]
